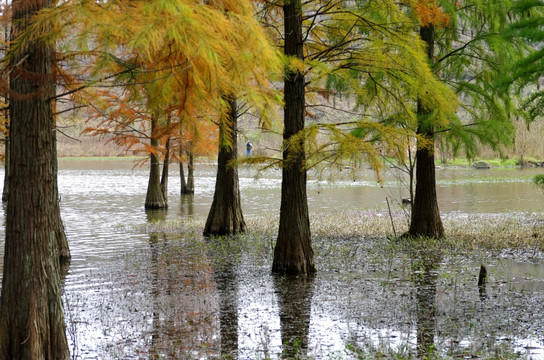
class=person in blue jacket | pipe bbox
[246,141,253,157]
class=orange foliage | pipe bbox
[408,0,450,27]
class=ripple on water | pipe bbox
[0,163,544,359]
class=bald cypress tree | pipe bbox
[409,23,445,239]
[406,0,518,238]
[272,0,315,276]
[0,0,70,355]
[204,95,246,236]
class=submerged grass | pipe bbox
[105,211,544,359]
[134,210,544,256]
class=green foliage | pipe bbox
[504,0,544,123]
[433,0,520,159]
[272,0,458,175]
[534,174,544,189]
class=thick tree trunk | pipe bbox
[51,118,70,261]
[272,0,315,275]
[145,117,167,209]
[204,96,246,236]
[408,24,444,239]
[0,0,70,355]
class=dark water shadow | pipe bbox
[410,249,442,358]
[273,275,315,359]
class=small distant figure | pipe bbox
[246,141,253,157]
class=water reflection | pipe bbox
[179,194,194,217]
[0,161,544,358]
[211,258,239,359]
[410,250,441,358]
[273,275,314,358]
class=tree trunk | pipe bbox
[2,133,8,202]
[161,134,170,202]
[51,123,70,261]
[408,24,444,239]
[180,145,195,195]
[145,117,167,209]
[179,148,188,194]
[0,0,70,354]
[272,0,315,275]
[204,96,246,236]
[186,149,195,193]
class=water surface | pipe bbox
[0,159,543,359]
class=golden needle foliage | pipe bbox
[9,0,283,155]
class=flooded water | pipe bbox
[1,159,544,359]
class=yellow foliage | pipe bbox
[13,0,283,156]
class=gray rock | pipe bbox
[473,161,490,169]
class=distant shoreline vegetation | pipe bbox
[54,155,544,168]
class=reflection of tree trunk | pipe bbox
[146,117,167,209]
[274,275,314,358]
[214,266,238,359]
[0,0,70,352]
[180,193,194,216]
[411,250,440,358]
[273,0,315,275]
[408,24,444,239]
[204,95,246,236]
[146,209,167,356]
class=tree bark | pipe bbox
[272,0,315,275]
[145,116,167,209]
[204,96,246,236]
[0,0,70,355]
[408,24,444,239]
[179,148,188,194]
[186,149,195,193]
[2,133,8,202]
[180,152,195,194]
[161,134,170,201]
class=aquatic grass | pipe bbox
[439,158,522,168]
[436,175,535,185]
[534,174,544,189]
[134,210,544,256]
